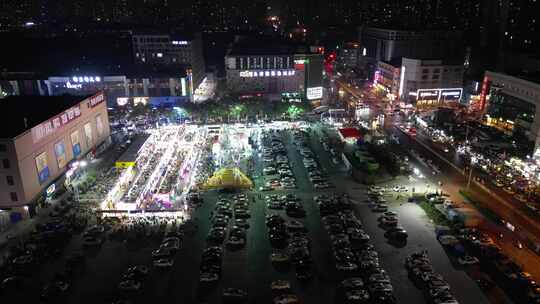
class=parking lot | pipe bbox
[1,122,508,304]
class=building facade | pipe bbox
[398,58,464,107]
[132,33,205,92]
[359,27,463,76]
[374,60,401,97]
[225,51,324,101]
[1,72,195,107]
[480,71,540,154]
[0,93,110,209]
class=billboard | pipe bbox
[84,123,93,148]
[87,92,105,108]
[479,75,490,111]
[96,114,104,137]
[440,89,463,101]
[71,130,81,157]
[54,140,67,169]
[35,151,50,184]
[307,87,323,100]
[31,105,81,143]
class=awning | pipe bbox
[201,167,253,190]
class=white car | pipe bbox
[457,255,479,265]
[118,280,141,291]
[153,258,174,268]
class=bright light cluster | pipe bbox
[239,70,296,78]
[72,76,101,83]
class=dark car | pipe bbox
[384,229,408,240]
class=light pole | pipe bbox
[467,156,477,190]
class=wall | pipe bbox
[0,140,25,207]
[9,93,110,207]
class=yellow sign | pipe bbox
[115,162,135,168]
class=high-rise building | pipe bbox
[131,33,206,90]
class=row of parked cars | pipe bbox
[316,193,396,304]
[266,194,306,218]
[207,194,251,249]
[366,187,408,242]
[261,131,297,190]
[266,212,311,304]
[1,199,96,301]
[405,251,459,304]
[292,130,332,189]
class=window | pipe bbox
[432,75,440,80]
[422,69,429,74]
[2,158,9,168]
[433,68,441,73]
[6,176,14,186]
[0,144,6,152]
[421,75,428,80]
[10,192,18,202]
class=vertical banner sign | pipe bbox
[479,75,490,112]
[54,140,67,168]
[71,130,81,157]
[96,114,104,137]
[84,123,93,148]
[35,151,50,184]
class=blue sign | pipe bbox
[38,167,50,184]
[73,143,81,157]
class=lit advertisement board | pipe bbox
[54,140,67,169]
[71,130,81,157]
[440,88,463,101]
[35,151,50,184]
[96,114,104,137]
[31,105,81,143]
[307,87,323,100]
[417,89,440,101]
[84,123,93,148]
[479,75,490,111]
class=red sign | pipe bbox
[87,92,105,108]
[32,105,81,143]
[479,76,490,112]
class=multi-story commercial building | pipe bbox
[374,57,463,107]
[225,39,324,101]
[359,27,463,75]
[132,33,205,92]
[374,60,401,97]
[480,71,540,154]
[0,92,110,211]
[1,69,196,107]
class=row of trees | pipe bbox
[181,97,314,122]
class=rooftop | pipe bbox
[228,37,310,56]
[0,94,89,139]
